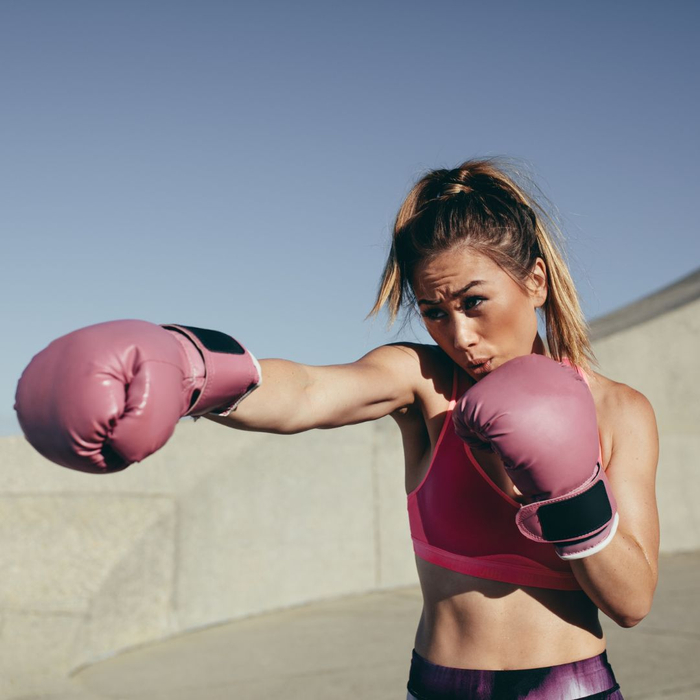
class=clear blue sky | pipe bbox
[2,1,698,436]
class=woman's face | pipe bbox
[413,245,548,381]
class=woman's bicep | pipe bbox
[305,344,420,429]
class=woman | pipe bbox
[209,160,659,698]
[15,159,659,699]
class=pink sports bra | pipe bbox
[407,359,600,591]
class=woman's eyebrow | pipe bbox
[417,280,485,306]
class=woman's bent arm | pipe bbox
[570,386,660,627]
[204,344,421,434]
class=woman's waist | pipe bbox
[416,580,605,670]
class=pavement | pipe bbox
[25,551,700,699]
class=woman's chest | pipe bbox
[400,369,613,499]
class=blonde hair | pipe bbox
[369,159,595,370]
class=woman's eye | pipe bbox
[463,296,485,311]
[421,298,485,319]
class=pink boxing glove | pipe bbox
[14,320,261,474]
[453,354,618,560]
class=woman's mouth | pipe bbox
[467,358,494,375]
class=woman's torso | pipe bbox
[392,344,615,670]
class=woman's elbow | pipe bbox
[609,597,654,628]
[613,613,645,629]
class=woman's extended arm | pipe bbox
[569,385,660,627]
[204,343,422,435]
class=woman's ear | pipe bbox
[527,258,548,308]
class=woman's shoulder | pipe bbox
[364,342,456,400]
[586,368,653,412]
[585,368,657,447]
[375,341,450,364]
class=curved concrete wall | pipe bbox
[0,417,414,697]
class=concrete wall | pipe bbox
[591,294,700,553]
[0,417,414,697]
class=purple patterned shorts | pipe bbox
[406,648,623,699]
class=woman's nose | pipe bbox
[452,316,479,350]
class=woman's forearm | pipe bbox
[204,358,316,434]
[570,529,657,628]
